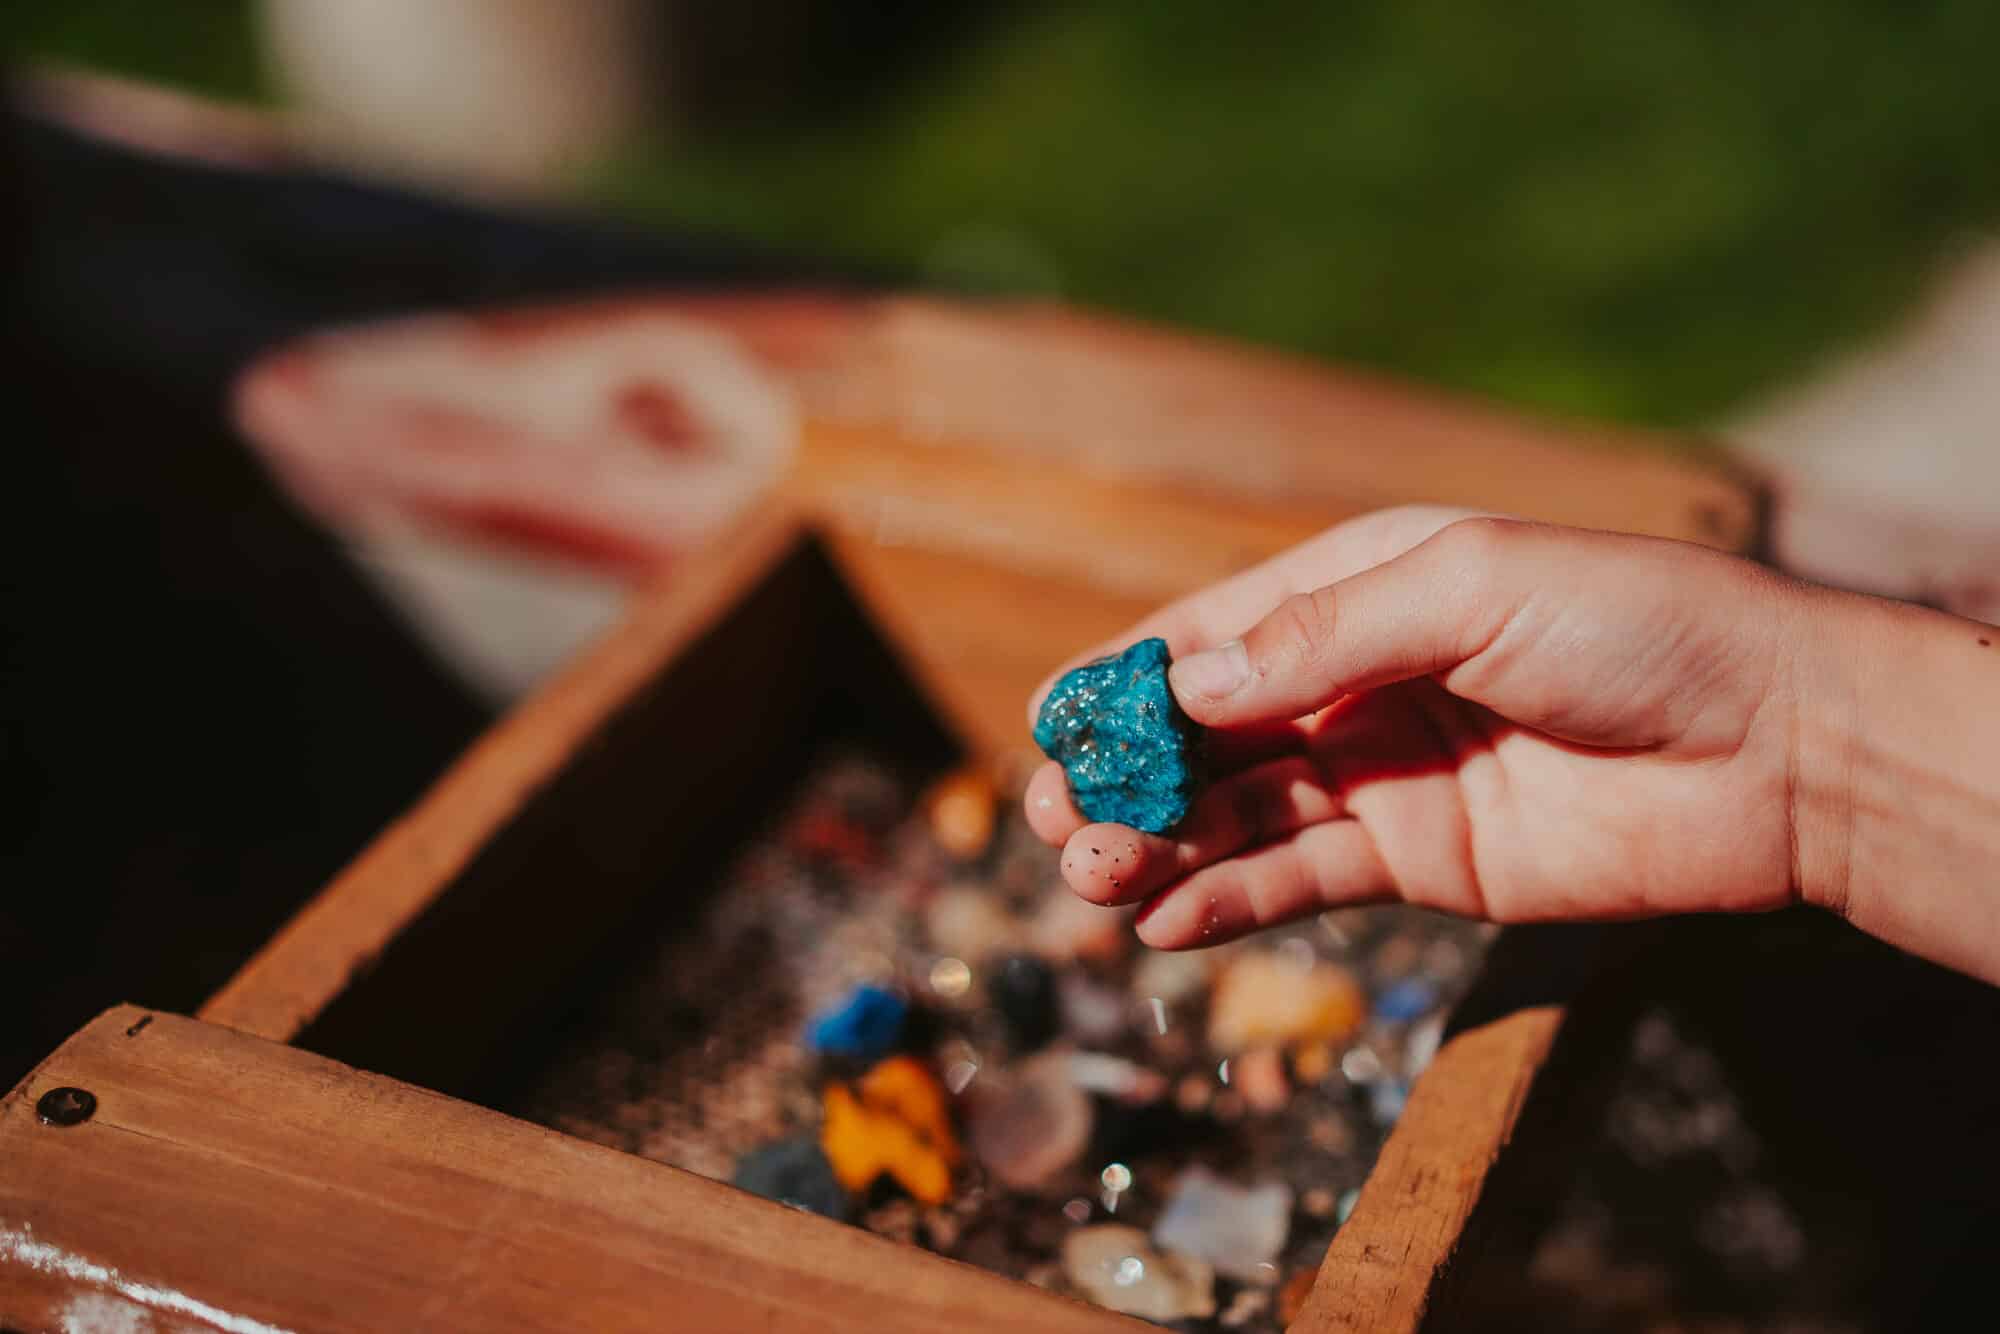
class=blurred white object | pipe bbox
[1730,242,2000,625]
[259,0,657,191]
[234,307,798,700]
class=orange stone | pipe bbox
[819,1057,961,1206]
[925,767,997,860]
[1207,951,1364,1053]
[858,1056,961,1165]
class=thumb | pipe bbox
[1167,516,1532,727]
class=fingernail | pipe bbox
[1170,640,1249,700]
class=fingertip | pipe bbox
[1166,640,1252,723]
[1060,824,1154,905]
[1132,891,1179,948]
[1133,883,1253,950]
[1023,764,1084,845]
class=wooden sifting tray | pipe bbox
[1,297,1758,1333]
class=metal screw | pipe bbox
[36,1086,96,1127]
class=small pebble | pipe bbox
[859,1056,959,1155]
[1316,911,1359,953]
[1373,977,1439,1024]
[989,954,1060,1050]
[731,1138,849,1221]
[1219,1287,1270,1327]
[925,886,1022,962]
[967,1052,1094,1190]
[1275,936,1320,974]
[1057,973,1130,1043]
[1208,952,1365,1053]
[822,1084,954,1206]
[934,1038,981,1093]
[1369,1080,1409,1127]
[1235,1046,1290,1114]
[805,984,907,1064]
[1131,949,1212,1007]
[1370,933,1423,980]
[1294,1040,1335,1084]
[1340,1045,1385,1084]
[926,767,998,860]
[922,1205,962,1251]
[1175,1074,1213,1114]
[788,809,877,866]
[1308,1115,1354,1154]
[1068,1052,1168,1103]
[1302,1187,1336,1218]
[866,1197,921,1244]
[1062,1224,1216,1321]
[1152,1166,1293,1282]
[928,956,973,999]
[1405,1016,1445,1079]
[820,1056,962,1206]
[1423,936,1467,981]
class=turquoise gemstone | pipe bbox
[1033,638,1205,835]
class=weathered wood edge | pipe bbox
[1290,1006,1565,1332]
[197,497,812,1042]
[0,1007,1144,1334]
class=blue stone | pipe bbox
[805,984,907,1063]
[1368,1080,1409,1127]
[1033,638,1205,835]
[1373,978,1439,1023]
[732,1138,850,1221]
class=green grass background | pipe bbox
[16,1,2000,433]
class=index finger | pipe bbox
[1024,504,1481,729]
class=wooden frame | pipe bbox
[3,298,1758,1332]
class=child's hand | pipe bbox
[1026,507,1820,950]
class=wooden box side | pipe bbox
[822,298,1761,553]
[0,1007,1142,1334]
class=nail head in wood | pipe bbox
[35,1085,96,1127]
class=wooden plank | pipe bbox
[820,300,1758,553]
[1291,1007,1565,1333]
[0,1008,1141,1334]
[820,534,1166,757]
[198,498,811,1044]
[791,420,1346,605]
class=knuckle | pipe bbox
[1268,587,1340,667]
[1434,515,1522,566]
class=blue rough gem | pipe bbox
[805,984,907,1062]
[732,1138,850,1221]
[1033,637,1206,835]
[1373,978,1439,1023]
